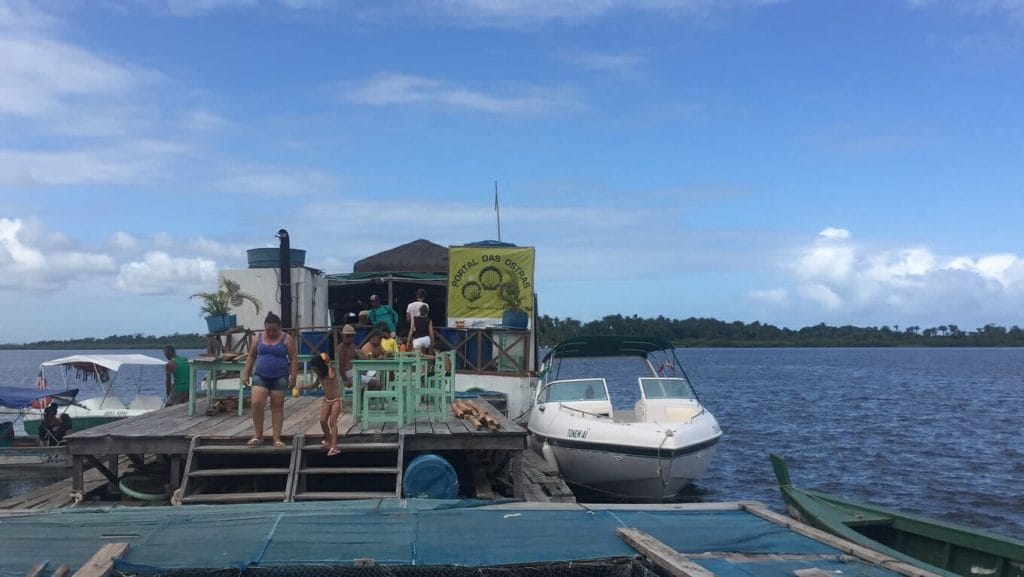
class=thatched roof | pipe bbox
[353,239,449,274]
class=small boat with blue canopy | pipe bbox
[8,354,168,436]
[0,387,80,468]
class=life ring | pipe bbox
[30,397,52,410]
[119,474,170,501]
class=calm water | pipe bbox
[1,347,1021,539]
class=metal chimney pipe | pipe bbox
[276,229,292,329]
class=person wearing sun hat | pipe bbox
[336,324,376,389]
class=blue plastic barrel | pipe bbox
[402,454,459,499]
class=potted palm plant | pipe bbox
[190,278,262,333]
[497,279,531,329]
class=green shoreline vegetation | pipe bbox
[536,315,1024,348]
[4,316,1024,349]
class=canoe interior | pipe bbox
[789,487,1024,577]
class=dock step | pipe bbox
[293,491,396,501]
[301,442,400,452]
[177,436,300,505]
[299,467,399,475]
[192,445,293,454]
[187,467,291,478]
[180,491,287,504]
[292,434,406,500]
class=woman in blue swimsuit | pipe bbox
[241,311,298,447]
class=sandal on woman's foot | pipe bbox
[273,440,287,448]
[320,439,328,447]
[246,437,263,446]
[326,448,340,457]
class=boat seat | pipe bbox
[664,406,699,422]
[843,512,895,527]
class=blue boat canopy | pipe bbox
[0,388,80,410]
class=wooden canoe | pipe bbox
[770,453,1024,577]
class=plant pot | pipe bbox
[501,310,529,329]
[205,314,237,334]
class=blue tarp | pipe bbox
[0,388,79,410]
[0,500,908,577]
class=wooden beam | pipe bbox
[71,543,129,577]
[52,565,70,577]
[617,528,716,577]
[83,456,119,486]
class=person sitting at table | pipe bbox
[338,325,381,391]
[379,323,398,355]
[310,353,343,456]
[360,329,390,359]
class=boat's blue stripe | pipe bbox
[530,432,721,459]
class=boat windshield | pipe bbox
[539,379,608,403]
[640,378,696,400]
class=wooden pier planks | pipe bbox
[31,394,528,510]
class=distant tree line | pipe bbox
[0,333,207,350]
[537,314,1024,347]
[6,317,1024,349]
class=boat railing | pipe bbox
[556,403,612,419]
[205,324,534,377]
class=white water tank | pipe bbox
[221,267,328,329]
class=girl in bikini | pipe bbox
[310,353,342,456]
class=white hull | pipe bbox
[528,371,721,501]
[530,432,718,500]
[0,442,69,468]
[20,394,165,433]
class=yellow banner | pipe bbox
[447,245,535,323]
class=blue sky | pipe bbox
[2,0,1023,343]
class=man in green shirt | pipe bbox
[367,294,398,335]
[163,345,190,406]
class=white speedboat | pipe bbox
[527,336,722,501]
[12,354,167,436]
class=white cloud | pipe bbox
[759,228,1024,326]
[0,217,45,270]
[116,251,219,295]
[212,165,342,197]
[799,283,843,310]
[111,232,141,252]
[748,287,788,305]
[179,108,229,133]
[343,73,582,115]
[0,141,185,187]
[0,217,118,290]
[818,227,851,240]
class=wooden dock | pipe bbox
[46,395,536,506]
